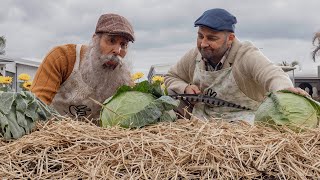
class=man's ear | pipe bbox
[227,33,235,47]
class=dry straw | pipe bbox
[0,117,319,179]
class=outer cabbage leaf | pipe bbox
[120,96,179,128]
[159,110,177,122]
[0,92,16,114]
[100,91,179,128]
[101,91,155,127]
[107,80,163,103]
[254,90,320,132]
[0,91,58,139]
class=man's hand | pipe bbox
[284,87,310,97]
[184,84,201,94]
[183,84,201,106]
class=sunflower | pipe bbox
[0,76,13,84]
[134,72,144,79]
[0,76,4,84]
[18,73,31,81]
[152,76,164,83]
[23,81,32,91]
[131,74,138,81]
[131,72,144,81]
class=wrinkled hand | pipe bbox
[284,87,310,97]
[184,84,201,94]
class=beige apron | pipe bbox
[51,45,101,119]
[192,55,260,124]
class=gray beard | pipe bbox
[79,44,132,103]
[200,47,228,64]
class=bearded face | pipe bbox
[197,26,233,64]
[199,40,229,62]
[80,34,132,102]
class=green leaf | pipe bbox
[24,116,35,134]
[132,81,152,93]
[106,80,165,104]
[0,85,12,92]
[112,85,132,99]
[101,91,155,127]
[16,111,28,130]
[36,97,59,120]
[120,96,179,128]
[25,100,39,121]
[255,91,319,132]
[15,93,28,113]
[0,91,58,139]
[0,112,9,137]
[150,82,163,98]
[0,92,16,114]
[100,92,179,128]
[5,105,25,139]
[159,110,177,122]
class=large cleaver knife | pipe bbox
[169,94,251,110]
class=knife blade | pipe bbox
[169,94,251,110]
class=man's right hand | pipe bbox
[184,84,201,94]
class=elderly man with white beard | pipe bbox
[31,13,134,120]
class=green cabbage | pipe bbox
[100,91,179,128]
[254,90,320,132]
[0,91,57,139]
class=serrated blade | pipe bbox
[169,94,251,110]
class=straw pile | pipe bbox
[0,118,319,179]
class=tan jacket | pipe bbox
[164,38,293,102]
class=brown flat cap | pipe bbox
[95,13,135,42]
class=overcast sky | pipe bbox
[1,0,320,77]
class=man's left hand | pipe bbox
[284,87,310,97]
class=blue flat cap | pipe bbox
[194,8,237,32]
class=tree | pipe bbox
[280,61,289,66]
[291,60,300,67]
[0,36,6,55]
[312,32,320,61]
[279,60,299,67]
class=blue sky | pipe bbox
[1,0,320,77]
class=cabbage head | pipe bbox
[100,91,179,128]
[0,91,57,139]
[254,90,320,132]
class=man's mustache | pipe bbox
[200,47,214,52]
[100,54,122,62]
[100,55,123,70]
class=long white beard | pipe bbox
[80,44,132,103]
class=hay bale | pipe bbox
[0,118,319,179]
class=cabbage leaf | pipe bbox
[0,91,57,139]
[100,91,179,128]
[254,90,320,132]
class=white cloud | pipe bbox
[0,0,320,77]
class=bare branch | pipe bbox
[312,32,320,62]
[0,36,6,55]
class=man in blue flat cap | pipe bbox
[164,8,307,122]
